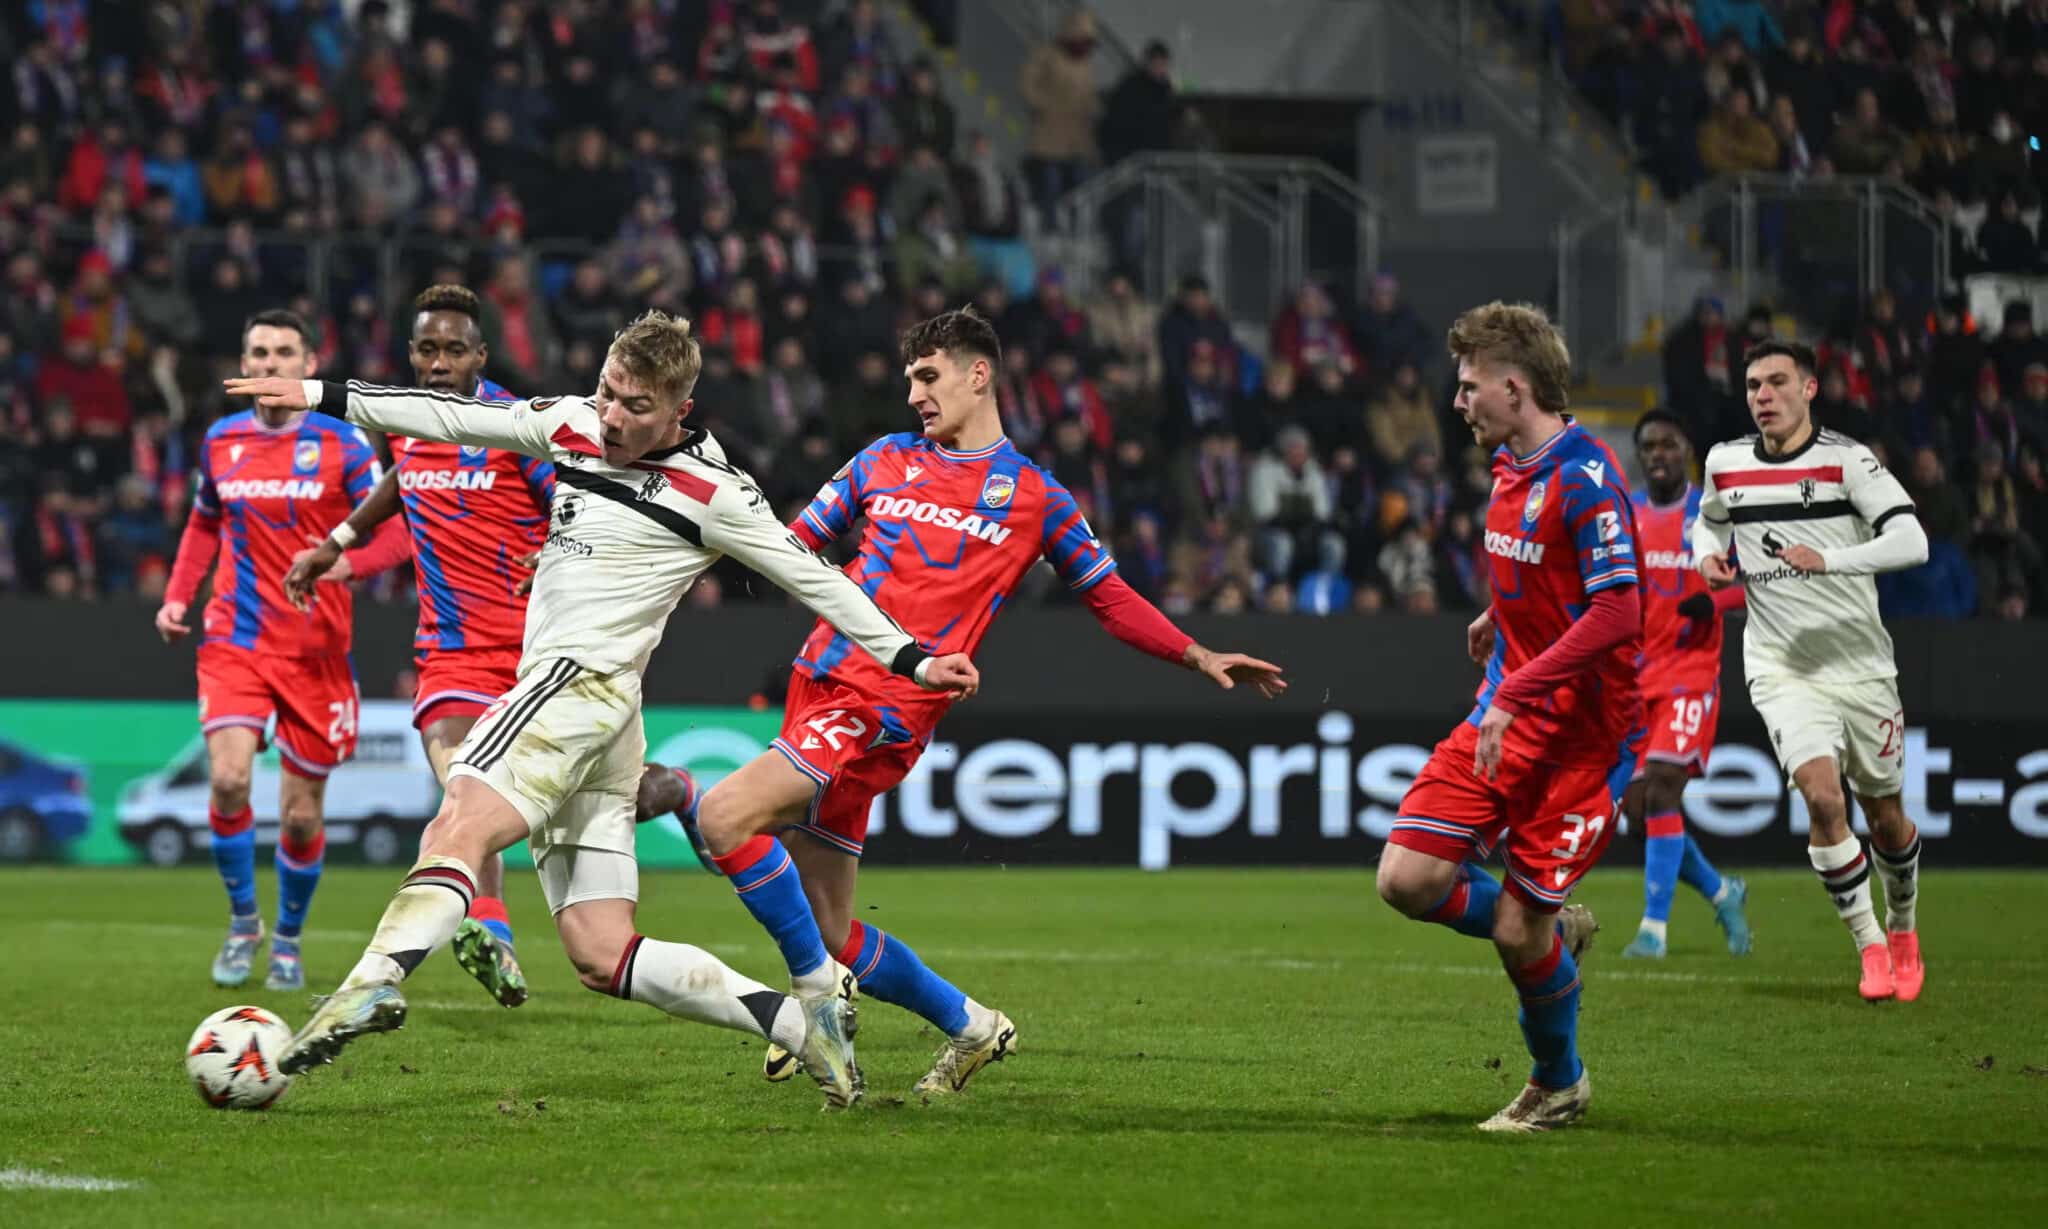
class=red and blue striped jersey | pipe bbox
[1472,422,1643,765]
[790,432,1115,719]
[390,378,554,651]
[190,410,382,656]
[1629,484,1722,697]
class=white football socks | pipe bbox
[343,856,477,989]
[622,938,808,1052]
[1809,835,1884,950]
[1872,832,1922,933]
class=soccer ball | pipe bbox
[185,1006,294,1110]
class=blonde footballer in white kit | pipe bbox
[223,312,978,1108]
[1692,339,1930,1003]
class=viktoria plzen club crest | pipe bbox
[980,472,1016,509]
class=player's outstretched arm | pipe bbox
[221,377,565,459]
[1078,572,1286,697]
[703,485,978,696]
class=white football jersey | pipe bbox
[317,380,922,679]
[1694,428,1916,685]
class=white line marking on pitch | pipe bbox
[32,920,372,941]
[0,1168,140,1192]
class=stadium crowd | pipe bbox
[1,0,2039,620]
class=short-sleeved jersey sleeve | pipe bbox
[1559,450,1639,595]
[340,424,383,503]
[1038,471,1117,591]
[795,439,888,547]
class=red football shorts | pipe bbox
[1637,684,1720,779]
[413,644,522,729]
[196,643,359,778]
[1390,721,1633,911]
[771,672,932,857]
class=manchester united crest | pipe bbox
[1798,477,1817,507]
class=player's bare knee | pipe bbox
[1644,780,1685,820]
[209,766,253,812]
[1804,786,1850,841]
[278,807,321,846]
[1491,903,1551,963]
[693,785,763,854]
[1374,857,1442,918]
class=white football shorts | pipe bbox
[447,656,644,912]
[1747,673,1906,798]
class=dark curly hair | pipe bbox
[899,304,1002,371]
[412,283,483,322]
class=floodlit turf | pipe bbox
[1,867,2044,1228]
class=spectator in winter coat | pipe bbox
[955,130,1026,240]
[1698,89,1780,174]
[1159,275,1236,395]
[1100,40,1180,166]
[1018,9,1102,218]
[34,316,131,435]
[1694,0,1785,52]
[894,57,957,157]
[1250,425,1346,581]
[1270,282,1362,380]
[1085,270,1163,390]
[343,120,420,229]
[1831,88,1916,176]
[1367,361,1441,474]
[1355,273,1433,378]
[1978,192,2041,274]
[58,120,146,216]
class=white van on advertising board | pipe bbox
[118,700,440,867]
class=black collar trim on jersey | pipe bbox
[1752,425,1822,464]
[554,465,703,545]
[640,427,708,463]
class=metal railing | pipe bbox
[1556,175,1951,367]
[1389,0,1624,209]
[1053,152,1384,332]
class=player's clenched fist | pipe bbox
[1698,551,1739,589]
[1466,608,1496,665]
[284,534,351,611]
[222,376,312,411]
[154,600,192,643]
[917,652,980,698]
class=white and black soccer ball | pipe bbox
[185,1006,293,1110]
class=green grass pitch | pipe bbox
[1,866,2044,1227]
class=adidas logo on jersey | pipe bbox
[866,495,1014,544]
[398,470,499,491]
[1484,530,1545,563]
[216,478,326,500]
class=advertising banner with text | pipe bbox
[4,701,2041,868]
